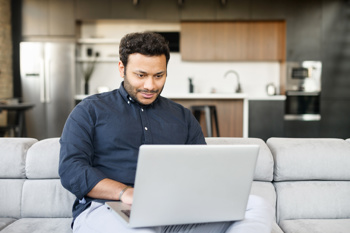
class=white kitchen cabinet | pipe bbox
[22,0,75,36]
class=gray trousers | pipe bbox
[73,195,273,233]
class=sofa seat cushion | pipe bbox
[0,218,72,233]
[251,181,276,217]
[279,219,350,233]
[0,218,17,231]
[271,222,284,233]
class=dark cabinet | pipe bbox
[77,0,179,21]
[22,0,75,36]
[49,0,75,35]
[251,0,287,20]
[285,0,322,61]
[110,0,146,20]
[144,0,180,21]
[180,0,216,20]
[248,100,285,141]
[76,0,111,20]
[284,120,321,138]
[216,0,250,20]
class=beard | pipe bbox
[123,75,164,105]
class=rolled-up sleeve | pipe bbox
[59,102,107,200]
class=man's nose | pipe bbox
[143,77,155,90]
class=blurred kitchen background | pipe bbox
[0,0,349,140]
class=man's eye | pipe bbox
[155,74,164,79]
[137,74,144,78]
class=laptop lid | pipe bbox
[106,144,259,228]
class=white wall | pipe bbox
[78,20,280,97]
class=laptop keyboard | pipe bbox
[121,209,131,218]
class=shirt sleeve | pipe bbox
[185,108,207,145]
[59,101,107,200]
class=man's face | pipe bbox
[118,53,167,106]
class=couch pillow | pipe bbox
[26,138,60,179]
[205,137,274,181]
[267,138,350,181]
[0,180,25,218]
[0,138,37,178]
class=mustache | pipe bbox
[137,89,159,94]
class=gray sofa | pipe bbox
[1,137,350,233]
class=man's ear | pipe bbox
[118,61,125,78]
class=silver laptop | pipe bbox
[106,144,259,228]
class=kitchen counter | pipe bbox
[169,95,248,138]
[74,93,286,138]
[163,93,247,99]
[75,93,285,100]
[75,93,247,100]
[248,95,286,101]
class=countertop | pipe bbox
[164,93,247,99]
[247,95,286,101]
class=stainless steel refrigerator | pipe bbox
[20,42,75,140]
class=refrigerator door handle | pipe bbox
[45,59,51,103]
[40,59,46,103]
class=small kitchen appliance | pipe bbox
[285,61,322,121]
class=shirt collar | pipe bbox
[118,82,160,107]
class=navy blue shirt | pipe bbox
[59,82,205,220]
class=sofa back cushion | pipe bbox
[0,138,37,178]
[0,138,37,218]
[22,138,75,218]
[26,138,61,178]
[205,137,274,181]
[0,180,25,218]
[267,138,350,181]
[267,138,350,222]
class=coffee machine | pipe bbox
[285,61,322,121]
[286,61,322,92]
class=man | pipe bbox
[59,32,273,233]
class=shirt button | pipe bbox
[127,101,130,104]
[141,108,144,112]
[145,127,148,131]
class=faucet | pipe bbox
[224,70,242,93]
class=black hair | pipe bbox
[119,32,170,70]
